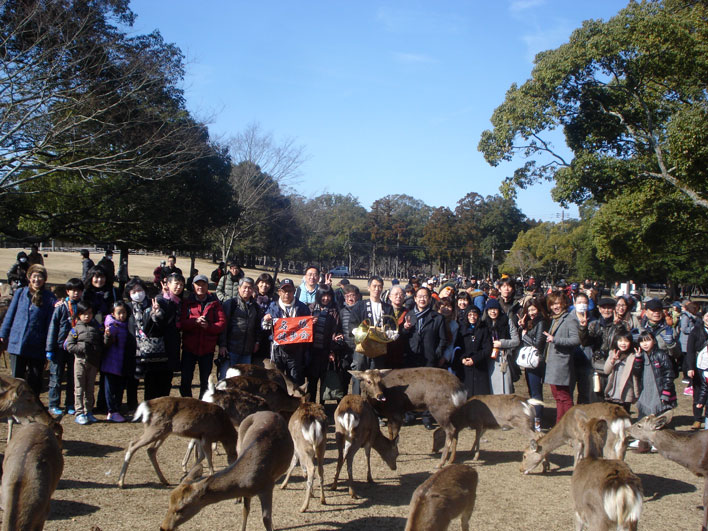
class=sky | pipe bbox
[129,0,629,222]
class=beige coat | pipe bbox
[603,351,641,403]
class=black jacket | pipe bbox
[455,321,492,395]
[220,296,261,357]
[406,307,448,367]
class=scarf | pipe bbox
[278,298,296,317]
[414,306,431,333]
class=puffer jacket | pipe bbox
[46,298,79,353]
[180,292,226,356]
[219,296,261,357]
[638,347,677,408]
[216,272,244,302]
[65,320,103,368]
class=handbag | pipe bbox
[321,361,345,402]
[517,345,540,369]
[353,316,397,358]
[697,346,708,370]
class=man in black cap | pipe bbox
[641,298,679,360]
[262,278,311,386]
[96,249,115,288]
[579,296,622,401]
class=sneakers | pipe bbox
[66,407,76,415]
[684,386,693,396]
[75,414,89,425]
[682,378,691,384]
[107,412,126,423]
[85,413,99,423]
[691,421,704,431]
[49,407,64,416]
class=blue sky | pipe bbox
[129,0,628,222]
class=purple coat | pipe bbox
[102,315,129,376]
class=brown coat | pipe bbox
[604,351,641,403]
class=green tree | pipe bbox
[479,0,708,211]
[423,207,458,273]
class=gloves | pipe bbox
[46,351,54,361]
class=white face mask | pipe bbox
[130,290,146,303]
[575,303,588,313]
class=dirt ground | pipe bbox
[0,249,704,530]
[0,365,700,531]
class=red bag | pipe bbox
[273,316,314,345]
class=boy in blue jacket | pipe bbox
[46,278,84,415]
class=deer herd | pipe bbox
[0,367,705,530]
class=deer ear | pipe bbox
[378,369,392,376]
[655,410,673,429]
[529,439,539,452]
[348,370,363,379]
[183,464,203,484]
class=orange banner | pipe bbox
[273,316,314,345]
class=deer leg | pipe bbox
[346,440,363,499]
[281,452,299,490]
[300,451,315,513]
[387,418,401,441]
[472,428,483,460]
[574,512,584,531]
[316,443,326,505]
[241,496,251,531]
[461,510,472,531]
[331,431,344,490]
[181,439,196,472]
[364,443,373,483]
[118,431,162,488]
[259,490,274,531]
[146,438,170,485]
[6,417,13,442]
[200,437,215,475]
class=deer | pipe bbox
[521,402,631,475]
[117,396,238,488]
[572,416,643,530]
[629,409,708,531]
[1,422,64,531]
[280,401,328,512]
[404,464,478,531]
[0,374,63,441]
[350,367,467,467]
[159,410,294,531]
[216,375,303,414]
[331,394,399,499]
[226,361,307,397]
[431,394,544,461]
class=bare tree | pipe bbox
[215,123,306,262]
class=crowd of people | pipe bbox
[1,250,704,444]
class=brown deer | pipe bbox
[117,397,238,488]
[572,416,642,530]
[405,464,478,531]
[280,401,328,512]
[216,375,303,414]
[350,367,466,467]
[629,410,708,531]
[226,362,307,396]
[521,402,631,474]
[331,394,399,499]
[159,411,294,531]
[1,422,64,531]
[431,394,544,461]
[0,374,63,441]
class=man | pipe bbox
[179,274,226,398]
[27,245,43,266]
[80,249,94,283]
[161,255,182,282]
[387,284,409,369]
[96,249,115,287]
[350,275,394,394]
[338,284,361,392]
[262,278,311,385]
[295,265,321,304]
[579,297,622,402]
[218,277,261,378]
[569,292,593,404]
[216,261,244,302]
[403,286,447,429]
[641,298,680,361]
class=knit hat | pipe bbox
[645,298,663,311]
[26,264,47,280]
[485,298,501,311]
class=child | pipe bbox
[65,301,103,425]
[45,278,84,415]
[603,330,642,413]
[636,331,677,420]
[102,302,132,422]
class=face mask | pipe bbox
[575,303,588,313]
[130,291,145,303]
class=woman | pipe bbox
[125,277,170,401]
[484,298,519,395]
[455,306,492,396]
[0,264,56,395]
[254,273,275,363]
[519,298,548,431]
[83,266,114,326]
[614,296,641,333]
[156,272,184,393]
[307,285,342,403]
[687,311,708,429]
[544,291,581,424]
[456,292,471,327]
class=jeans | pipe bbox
[218,352,252,380]
[48,350,75,409]
[550,384,573,424]
[524,362,545,420]
[104,372,125,413]
[10,353,44,396]
[180,351,213,399]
